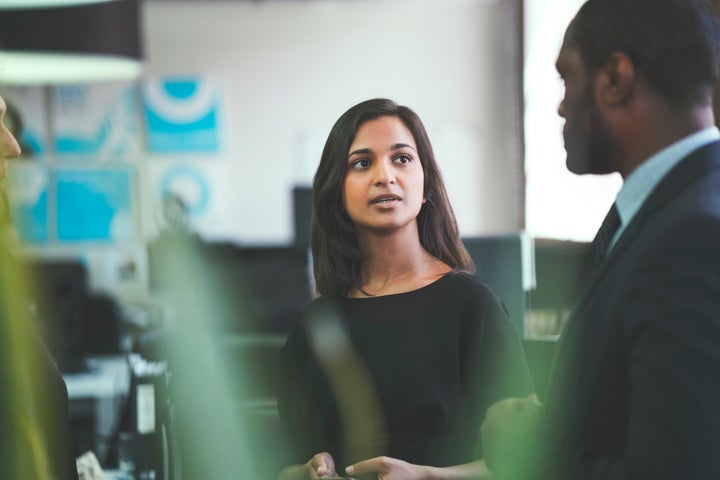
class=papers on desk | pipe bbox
[76,451,105,480]
[128,353,167,435]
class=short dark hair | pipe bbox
[311,98,474,298]
[567,0,720,108]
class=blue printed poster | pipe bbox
[7,163,48,243]
[142,76,221,153]
[52,82,142,159]
[56,168,135,242]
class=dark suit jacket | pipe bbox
[537,140,720,479]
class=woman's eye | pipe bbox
[352,159,371,169]
[394,155,411,165]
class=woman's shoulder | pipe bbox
[300,295,339,313]
[292,296,346,330]
[436,270,498,297]
[435,271,508,317]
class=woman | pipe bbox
[0,93,78,479]
[277,98,532,479]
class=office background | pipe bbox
[0,0,620,476]
[3,0,619,297]
[4,0,532,299]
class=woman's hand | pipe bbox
[345,456,430,480]
[307,452,339,478]
[344,457,494,480]
[277,452,339,480]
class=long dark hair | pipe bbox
[311,98,474,298]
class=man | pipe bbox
[482,0,720,479]
[0,94,79,479]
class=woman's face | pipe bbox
[342,115,425,234]
[0,96,21,193]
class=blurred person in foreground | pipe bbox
[0,93,79,479]
[277,98,533,479]
[481,0,720,478]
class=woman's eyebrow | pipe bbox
[348,147,373,158]
[348,143,416,159]
[391,143,416,151]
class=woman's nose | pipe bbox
[373,160,396,185]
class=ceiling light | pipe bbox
[0,0,143,84]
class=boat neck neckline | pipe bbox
[344,271,464,301]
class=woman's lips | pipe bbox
[370,194,401,205]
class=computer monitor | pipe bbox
[203,244,313,333]
[148,241,313,334]
[462,234,535,337]
[24,258,89,372]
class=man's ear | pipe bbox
[594,52,636,107]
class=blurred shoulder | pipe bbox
[437,271,498,298]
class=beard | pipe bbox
[563,87,617,175]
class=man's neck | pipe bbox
[619,103,714,179]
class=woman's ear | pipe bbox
[423,190,432,204]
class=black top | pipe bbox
[277,272,533,468]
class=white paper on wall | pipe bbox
[4,85,49,158]
[52,82,142,160]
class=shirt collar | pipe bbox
[615,126,720,229]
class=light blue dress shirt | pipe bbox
[610,126,720,249]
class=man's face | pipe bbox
[556,42,616,175]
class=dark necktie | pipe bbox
[591,203,621,273]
